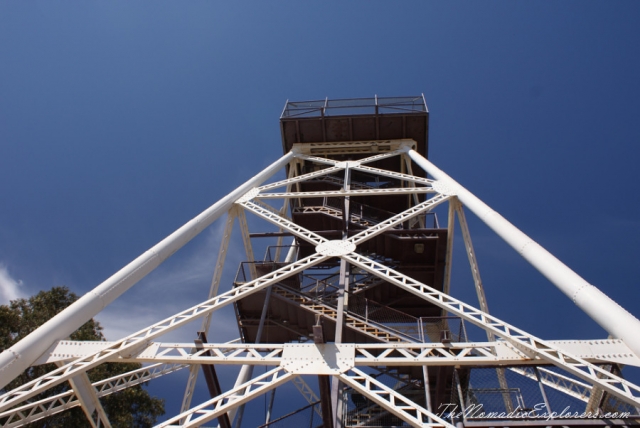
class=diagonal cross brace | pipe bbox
[349,193,451,246]
[0,151,296,390]
[157,367,295,428]
[0,253,328,412]
[351,164,433,186]
[240,200,327,246]
[342,252,640,408]
[339,368,454,428]
[63,369,112,428]
[258,165,345,192]
[0,363,185,428]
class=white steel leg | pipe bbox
[407,148,640,358]
[0,151,296,389]
[236,206,257,280]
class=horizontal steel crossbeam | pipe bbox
[35,342,545,366]
[255,188,433,199]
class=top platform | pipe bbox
[280,95,429,159]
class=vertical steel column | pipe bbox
[314,318,334,428]
[534,367,552,415]
[237,208,257,279]
[455,200,514,413]
[227,365,252,426]
[232,276,272,428]
[265,388,277,426]
[230,237,298,427]
[442,199,456,298]
[585,363,611,414]
[330,162,352,428]
[181,208,238,414]
[403,153,426,228]
[454,369,467,425]
[273,160,297,263]
[194,332,231,428]
[422,366,433,424]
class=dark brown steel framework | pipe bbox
[280,96,429,156]
[233,96,459,426]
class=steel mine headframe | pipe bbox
[1,96,639,428]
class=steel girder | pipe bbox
[157,367,294,428]
[0,252,329,412]
[1,144,639,428]
[32,340,640,369]
[0,363,185,428]
[339,368,453,428]
[343,253,640,407]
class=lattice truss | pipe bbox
[1,140,640,428]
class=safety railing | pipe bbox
[263,245,298,263]
[258,400,322,428]
[281,96,428,119]
[344,383,426,427]
[419,316,467,343]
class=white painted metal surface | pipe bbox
[0,363,185,428]
[1,140,639,427]
[339,368,454,428]
[407,148,640,358]
[0,151,295,389]
[281,344,355,375]
[33,340,640,368]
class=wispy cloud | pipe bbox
[96,214,246,344]
[0,264,25,305]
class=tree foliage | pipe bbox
[0,286,165,427]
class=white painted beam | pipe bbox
[0,151,295,389]
[406,148,640,359]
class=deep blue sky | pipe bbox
[1,1,640,423]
